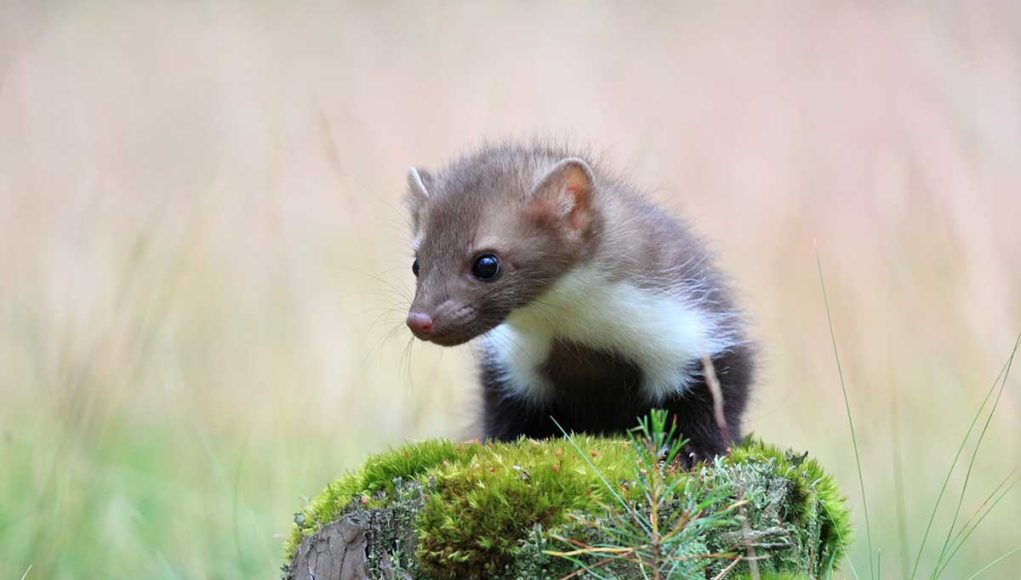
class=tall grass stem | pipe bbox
[815,242,874,580]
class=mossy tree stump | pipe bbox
[283,438,851,580]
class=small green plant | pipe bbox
[546,411,753,579]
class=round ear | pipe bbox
[528,157,597,233]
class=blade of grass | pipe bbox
[909,353,1012,579]
[933,474,1018,579]
[555,555,615,580]
[932,333,1019,577]
[944,471,1016,553]
[815,242,874,580]
[821,498,861,580]
[962,546,1021,580]
[710,556,741,580]
[550,417,651,535]
[890,389,911,580]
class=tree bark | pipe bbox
[287,515,371,580]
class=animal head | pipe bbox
[404,148,601,345]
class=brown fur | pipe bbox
[405,140,754,457]
[406,142,736,344]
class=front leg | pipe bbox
[663,387,732,467]
[668,346,754,465]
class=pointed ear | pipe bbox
[528,158,596,233]
[405,166,432,216]
[407,166,431,200]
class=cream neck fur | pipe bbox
[483,265,738,403]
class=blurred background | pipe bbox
[1,1,1019,578]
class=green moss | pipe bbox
[415,437,634,578]
[359,439,462,496]
[285,439,461,557]
[727,439,853,573]
[285,437,852,579]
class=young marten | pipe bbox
[403,141,754,462]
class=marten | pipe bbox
[403,141,754,463]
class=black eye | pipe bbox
[472,254,500,281]
[412,259,420,277]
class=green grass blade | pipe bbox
[820,498,860,580]
[551,417,652,536]
[909,353,1012,579]
[942,470,1016,557]
[890,389,912,580]
[815,243,874,580]
[933,475,1018,579]
[963,545,1021,580]
[932,333,1019,577]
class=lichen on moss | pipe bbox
[284,437,851,579]
[727,438,853,574]
[286,439,462,557]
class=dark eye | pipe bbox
[412,259,420,277]
[472,254,501,281]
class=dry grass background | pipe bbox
[1,1,1019,578]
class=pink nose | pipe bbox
[406,312,434,336]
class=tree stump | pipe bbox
[283,438,851,580]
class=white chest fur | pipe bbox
[482,266,736,402]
